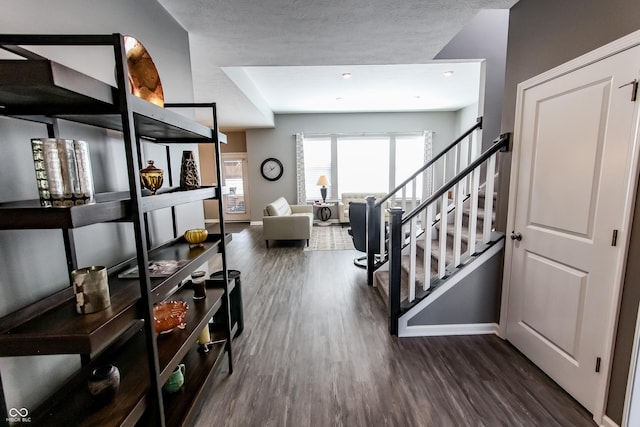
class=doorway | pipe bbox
[221,153,251,222]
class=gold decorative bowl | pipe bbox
[124,35,164,107]
[153,300,188,334]
[184,228,208,247]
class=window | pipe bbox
[297,132,430,202]
[302,136,331,200]
[395,135,425,198]
[337,137,389,194]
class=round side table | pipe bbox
[318,206,331,222]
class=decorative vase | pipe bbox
[88,364,120,405]
[31,138,95,206]
[163,364,185,393]
[139,160,164,195]
[179,150,200,190]
[72,266,110,314]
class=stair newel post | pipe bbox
[366,196,377,286]
[388,207,404,335]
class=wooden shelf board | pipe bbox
[31,324,149,427]
[0,276,141,356]
[146,233,231,304]
[162,338,227,427]
[0,191,130,230]
[141,187,217,213]
[0,59,213,141]
[0,187,220,230]
[0,59,115,109]
[157,286,224,383]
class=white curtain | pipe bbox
[295,133,306,204]
[423,130,434,198]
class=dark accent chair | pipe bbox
[347,201,385,269]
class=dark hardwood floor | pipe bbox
[196,225,595,426]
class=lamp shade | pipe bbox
[316,175,330,186]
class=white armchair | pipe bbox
[263,197,314,247]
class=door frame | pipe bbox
[499,29,640,423]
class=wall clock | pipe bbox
[260,157,284,181]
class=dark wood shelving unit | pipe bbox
[0,34,234,427]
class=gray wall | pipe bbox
[246,111,458,222]
[435,9,510,150]
[408,242,503,326]
[500,0,640,423]
[0,0,200,411]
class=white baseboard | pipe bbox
[250,221,262,226]
[399,323,499,338]
[601,415,619,427]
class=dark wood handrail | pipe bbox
[375,116,482,207]
[401,133,510,225]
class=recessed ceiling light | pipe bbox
[443,70,454,77]
[336,97,344,101]
[341,72,352,79]
[414,95,421,99]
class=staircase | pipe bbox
[373,188,498,303]
[365,121,510,336]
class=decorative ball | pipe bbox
[184,228,208,247]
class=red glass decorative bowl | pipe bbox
[153,300,188,334]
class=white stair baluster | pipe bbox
[401,186,407,243]
[409,217,417,302]
[439,192,448,279]
[423,204,433,291]
[411,178,418,228]
[453,181,464,266]
[483,153,496,244]
[460,135,469,195]
[468,165,481,256]
[380,206,385,261]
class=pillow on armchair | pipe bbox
[338,192,388,223]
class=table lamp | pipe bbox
[316,175,330,202]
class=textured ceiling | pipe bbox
[158,0,518,130]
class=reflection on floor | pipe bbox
[206,221,250,234]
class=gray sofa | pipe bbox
[263,197,314,247]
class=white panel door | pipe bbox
[506,45,640,414]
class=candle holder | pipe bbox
[191,271,207,300]
[197,324,212,353]
[197,324,226,353]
